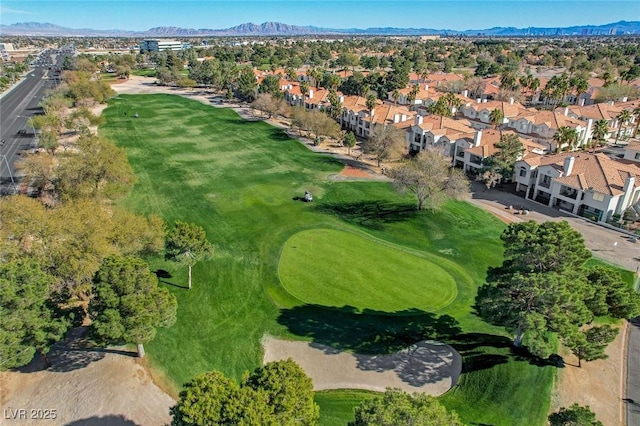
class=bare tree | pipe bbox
[388,148,470,210]
[363,125,405,167]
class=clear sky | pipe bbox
[1,1,639,31]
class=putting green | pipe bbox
[278,229,458,312]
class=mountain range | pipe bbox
[2,20,639,37]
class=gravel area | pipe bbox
[0,328,174,426]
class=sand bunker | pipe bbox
[263,336,461,395]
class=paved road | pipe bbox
[0,57,60,190]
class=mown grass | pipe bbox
[132,68,157,77]
[279,229,458,312]
[102,94,557,425]
[314,390,377,426]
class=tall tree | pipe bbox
[166,221,214,290]
[552,126,579,152]
[349,388,462,426]
[388,148,470,210]
[489,108,504,129]
[364,125,405,167]
[475,220,636,359]
[407,83,420,106]
[569,75,588,104]
[365,94,377,140]
[243,359,319,426]
[591,119,609,147]
[89,255,177,357]
[236,66,258,102]
[171,360,318,426]
[55,133,136,201]
[564,325,617,367]
[491,133,524,179]
[343,131,357,156]
[0,259,68,370]
[391,89,400,106]
[633,106,640,138]
[548,404,603,426]
[615,109,632,144]
[299,80,310,108]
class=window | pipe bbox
[519,169,527,177]
[592,192,605,202]
[634,152,640,160]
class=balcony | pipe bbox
[559,186,578,200]
[469,156,482,165]
[538,178,551,189]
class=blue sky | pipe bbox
[1,1,639,31]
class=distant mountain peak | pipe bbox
[1,20,639,37]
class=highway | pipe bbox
[0,52,60,191]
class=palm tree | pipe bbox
[365,94,377,140]
[615,109,632,144]
[299,81,309,108]
[569,75,588,105]
[591,119,609,147]
[553,126,579,152]
[632,106,640,138]
[489,108,504,129]
[306,68,315,87]
[392,89,400,106]
[442,92,462,115]
[407,84,420,107]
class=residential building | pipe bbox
[506,108,592,152]
[407,115,474,156]
[459,98,529,130]
[514,152,640,222]
[452,129,546,175]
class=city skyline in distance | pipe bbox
[1,1,639,33]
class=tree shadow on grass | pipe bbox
[278,305,558,377]
[153,269,188,289]
[315,200,419,230]
[278,305,461,355]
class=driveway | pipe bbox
[469,183,640,272]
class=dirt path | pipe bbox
[0,328,174,425]
[551,325,626,426]
[263,336,461,394]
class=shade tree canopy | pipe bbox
[349,388,462,426]
[476,221,639,359]
[166,221,214,290]
[548,404,603,426]
[170,359,319,426]
[89,255,177,357]
[0,259,68,370]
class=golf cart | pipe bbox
[303,190,313,202]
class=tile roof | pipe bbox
[416,115,474,134]
[527,152,640,196]
[463,100,528,118]
[464,129,544,159]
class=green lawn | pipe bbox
[132,68,157,77]
[314,390,378,426]
[102,94,557,425]
[279,229,457,312]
